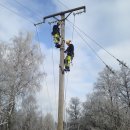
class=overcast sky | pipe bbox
[0,0,130,120]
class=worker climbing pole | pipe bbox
[51,21,61,48]
[64,40,74,71]
[34,6,86,130]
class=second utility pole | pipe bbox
[43,6,85,130]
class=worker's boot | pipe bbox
[55,43,61,48]
[64,66,70,72]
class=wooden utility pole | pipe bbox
[42,6,86,130]
[58,14,65,130]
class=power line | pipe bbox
[67,20,114,72]
[56,0,81,20]
[57,0,69,10]
[14,0,42,20]
[74,26,107,66]
[67,20,128,68]
[0,0,56,117]
[56,1,127,68]
[67,20,116,59]
[0,2,34,24]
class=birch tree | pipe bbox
[0,33,44,130]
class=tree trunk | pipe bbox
[6,88,15,130]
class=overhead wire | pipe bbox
[0,2,35,24]
[56,0,124,69]
[8,0,127,123]
[48,21,69,121]
[67,19,115,58]
[3,0,126,118]
[14,0,129,117]
[67,20,128,68]
[54,0,128,68]
[67,19,113,71]
[57,0,80,19]
[50,0,70,121]
[14,0,42,21]
[0,0,55,116]
[51,2,84,124]
[57,0,70,10]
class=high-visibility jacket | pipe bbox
[65,44,74,58]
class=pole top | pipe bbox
[43,6,86,22]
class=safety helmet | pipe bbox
[66,40,71,45]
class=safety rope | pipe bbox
[67,20,128,68]
[64,14,76,129]
[35,26,53,115]
[72,14,76,43]
[66,20,116,75]
[49,23,58,119]
[64,72,69,127]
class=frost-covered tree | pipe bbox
[43,113,55,130]
[81,66,130,130]
[67,97,81,122]
[0,33,44,130]
[118,66,130,109]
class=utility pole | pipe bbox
[58,14,65,130]
[35,6,86,130]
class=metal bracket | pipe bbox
[48,20,57,25]
[34,21,44,26]
[34,6,86,26]
[73,10,85,16]
[53,16,60,21]
[44,6,85,21]
[64,12,72,20]
[48,19,64,25]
